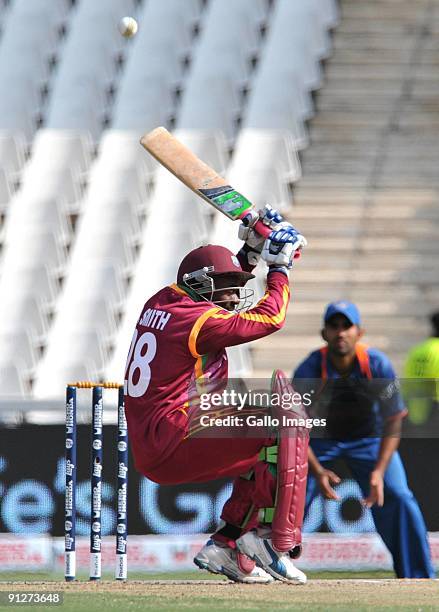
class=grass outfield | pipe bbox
[1,572,439,611]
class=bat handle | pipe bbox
[253,219,302,260]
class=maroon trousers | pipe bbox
[144,418,276,539]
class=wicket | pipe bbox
[64,382,128,581]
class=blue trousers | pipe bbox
[305,438,435,578]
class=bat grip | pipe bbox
[253,219,302,260]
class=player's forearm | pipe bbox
[374,418,402,474]
[196,272,290,353]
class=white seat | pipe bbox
[46,0,135,139]
[0,227,65,272]
[135,0,201,45]
[0,264,58,304]
[2,17,57,59]
[20,165,80,206]
[46,95,104,141]
[0,292,46,340]
[316,0,340,29]
[3,195,71,246]
[54,45,114,96]
[0,97,34,141]
[72,227,133,269]
[0,331,36,373]
[264,27,323,93]
[97,130,151,175]
[121,39,184,87]
[77,195,140,238]
[0,168,10,209]
[30,130,93,175]
[33,355,101,399]
[76,0,134,20]
[85,164,148,217]
[178,0,269,141]
[272,0,332,61]
[10,0,69,25]
[194,0,267,61]
[113,74,175,132]
[0,0,70,147]
[56,262,125,312]
[0,39,49,83]
[245,72,309,147]
[0,131,26,177]
[0,359,27,397]
[53,292,118,338]
[231,129,301,185]
[0,73,40,114]
[178,75,240,142]
[112,0,203,132]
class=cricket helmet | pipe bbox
[177,244,254,310]
[177,244,254,285]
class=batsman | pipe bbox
[124,205,309,583]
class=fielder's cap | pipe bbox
[177,244,254,285]
[324,301,361,326]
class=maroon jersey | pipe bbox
[124,271,290,473]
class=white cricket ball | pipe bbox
[119,16,138,38]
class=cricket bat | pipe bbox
[139,126,272,239]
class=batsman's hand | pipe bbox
[261,226,307,271]
[362,470,384,508]
[238,204,291,266]
[316,468,341,501]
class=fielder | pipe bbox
[124,206,310,583]
[293,301,435,578]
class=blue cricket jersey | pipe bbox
[293,346,407,439]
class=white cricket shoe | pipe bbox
[236,531,307,584]
[194,539,274,583]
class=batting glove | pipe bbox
[238,205,292,267]
[262,226,307,274]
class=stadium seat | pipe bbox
[0,167,10,210]
[178,0,269,143]
[0,291,46,341]
[217,130,301,216]
[113,74,176,132]
[46,0,135,139]
[97,131,152,176]
[0,263,58,306]
[3,195,71,245]
[244,74,309,148]
[1,227,65,267]
[0,0,71,145]
[10,0,69,25]
[30,129,93,175]
[0,131,26,179]
[20,165,80,207]
[0,359,27,397]
[178,75,241,143]
[275,0,332,60]
[33,350,103,400]
[0,331,36,375]
[0,96,35,142]
[112,0,203,132]
[317,0,340,29]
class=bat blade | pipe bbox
[140,127,264,229]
